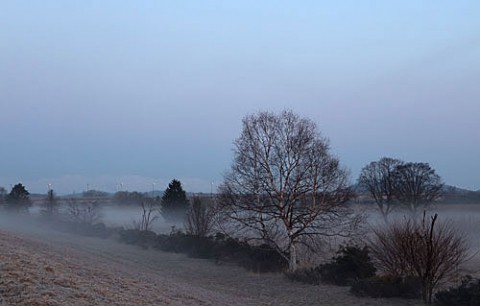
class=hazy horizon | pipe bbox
[1,1,479,194]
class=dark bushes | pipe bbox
[284,266,323,285]
[434,276,480,306]
[81,222,110,238]
[119,229,157,248]
[49,219,112,238]
[285,245,376,286]
[154,232,216,258]
[119,229,287,273]
[319,245,376,285]
[351,275,421,299]
[238,243,287,273]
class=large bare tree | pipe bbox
[218,110,358,271]
[393,162,443,217]
[358,157,403,223]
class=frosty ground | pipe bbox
[0,203,479,305]
[0,227,424,305]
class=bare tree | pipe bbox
[369,212,469,304]
[0,186,6,204]
[41,189,59,217]
[358,157,403,223]
[66,198,102,225]
[185,196,216,237]
[218,110,359,271]
[133,200,159,232]
[393,162,443,217]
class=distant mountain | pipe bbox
[351,183,476,195]
[441,185,480,204]
[352,183,480,205]
[442,185,473,194]
[61,190,113,198]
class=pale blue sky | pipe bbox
[1,1,479,194]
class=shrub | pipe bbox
[369,213,469,304]
[211,235,248,263]
[434,276,480,306]
[83,222,109,238]
[154,231,190,253]
[153,231,287,272]
[132,201,159,232]
[284,266,323,285]
[119,229,157,248]
[185,235,217,258]
[351,275,422,299]
[184,196,216,237]
[239,243,288,273]
[66,199,102,225]
[319,245,376,285]
[285,245,376,286]
[154,231,216,258]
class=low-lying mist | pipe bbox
[27,201,185,234]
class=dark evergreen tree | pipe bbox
[5,183,32,212]
[161,179,189,220]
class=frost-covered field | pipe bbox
[0,223,423,305]
[1,203,479,305]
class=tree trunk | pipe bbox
[289,240,297,271]
[381,211,389,225]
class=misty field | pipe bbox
[0,204,479,305]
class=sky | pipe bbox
[1,1,479,194]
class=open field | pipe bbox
[0,221,424,305]
[1,203,479,305]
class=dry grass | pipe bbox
[0,225,425,306]
[4,203,478,305]
[0,232,196,305]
